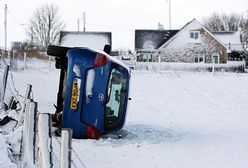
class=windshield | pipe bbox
[105,65,128,131]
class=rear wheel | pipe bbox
[47,45,72,58]
[47,45,70,69]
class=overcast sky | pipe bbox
[0,0,247,50]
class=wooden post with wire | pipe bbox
[60,129,73,168]
[37,113,53,167]
[0,65,9,110]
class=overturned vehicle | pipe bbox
[47,45,131,139]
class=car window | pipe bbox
[105,65,127,130]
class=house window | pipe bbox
[194,54,205,63]
[190,31,199,40]
[144,53,152,62]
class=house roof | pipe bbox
[59,31,112,50]
[135,29,179,50]
[211,31,243,51]
[158,19,230,52]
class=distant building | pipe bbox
[135,19,247,64]
[11,42,23,51]
[158,19,230,64]
[59,31,112,51]
[212,30,244,51]
[135,29,178,62]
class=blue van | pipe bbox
[47,45,131,139]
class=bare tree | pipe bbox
[242,12,248,46]
[203,13,224,31]
[202,13,244,31]
[243,23,248,44]
[28,4,65,51]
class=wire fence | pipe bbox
[0,50,88,168]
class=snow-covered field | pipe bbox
[1,59,248,167]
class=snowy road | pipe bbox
[3,59,248,168]
[71,71,248,168]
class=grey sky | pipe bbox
[0,0,247,50]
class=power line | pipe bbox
[4,4,7,50]
[54,133,87,168]
[7,8,23,28]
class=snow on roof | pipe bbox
[212,31,243,51]
[59,31,111,50]
[158,19,229,52]
[135,29,179,50]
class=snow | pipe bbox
[160,19,204,50]
[85,69,95,102]
[143,40,155,49]
[1,58,248,167]
[213,31,243,51]
[61,33,111,50]
[37,113,52,168]
[135,61,245,72]
[60,129,71,168]
[0,135,16,167]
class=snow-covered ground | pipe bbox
[1,59,248,167]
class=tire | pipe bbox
[47,45,72,58]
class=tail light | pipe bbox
[87,126,101,139]
[93,53,109,67]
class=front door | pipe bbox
[212,54,219,64]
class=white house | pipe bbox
[158,19,230,64]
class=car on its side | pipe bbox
[47,45,131,139]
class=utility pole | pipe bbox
[167,0,171,30]
[77,18,80,32]
[83,12,86,32]
[4,4,7,50]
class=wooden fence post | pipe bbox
[60,129,73,168]
[37,113,53,168]
[16,84,32,128]
[212,59,215,75]
[21,100,38,167]
[0,65,9,109]
[24,52,27,70]
[157,54,161,74]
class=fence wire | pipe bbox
[54,133,87,168]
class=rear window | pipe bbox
[105,64,128,130]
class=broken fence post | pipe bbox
[21,100,38,167]
[0,65,9,109]
[16,84,32,128]
[60,129,73,168]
